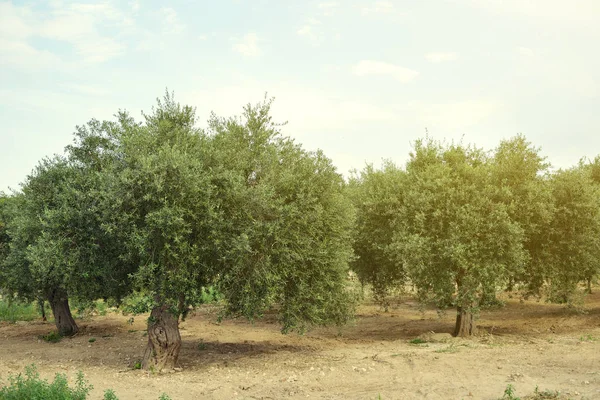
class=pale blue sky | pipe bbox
[1,0,599,191]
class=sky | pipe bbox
[1,0,599,192]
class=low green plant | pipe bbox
[500,385,566,400]
[0,298,41,323]
[39,331,62,343]
[103,389,119,400]
[88,338,96,343]
[0,364,92,400]
[197,340,207,351]
[0,365,172,399]
[119,291,155,315]
[502,384,520,400]
[579,334,597,342]
[408,338,427,345]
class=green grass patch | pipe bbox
[408,338,427,345]
[0,364,172,400]
[0,364,92,400]
[579,334,597,342]
[0,298,43,323]
[500,384,567,400]
[39,331,62,343]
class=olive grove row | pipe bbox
[1,93,599,370]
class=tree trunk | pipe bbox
[38,298,47,322]
[453,306,475,337]
[47,288,78,336]
[142,304,181,372]
[586,277,592,294]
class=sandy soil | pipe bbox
[1,291,600,400]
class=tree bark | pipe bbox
[142,304,181,372]
[47,288,78,336]
[586,277,592,294]
[38,298,47,321]
[453,306,475,337]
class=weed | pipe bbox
[103,389,119,400]
[0,298,42,322]
[409,338,427,345]
[434,344,459,353]
[88,337,96,343]
[502,384,520,400]
[0,364,92,400]
[579,334,597,342]
[133,361,142,370]
[39,331,62,343]
[197,340,207,351]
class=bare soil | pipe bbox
[1,291,600,400]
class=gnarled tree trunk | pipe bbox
[142,304,181,371]
[453,306,475,337]
[47,288,78,336]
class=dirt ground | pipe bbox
[1,291,600,400]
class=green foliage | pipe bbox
[500,385,566,400]
[408,338,427,345]
[0,298,40,322]
[502,384,521,400]
[348,162,406,307]
[39,332,63,343]
[103,389,119,400]
[0,365,92,400]
[119,291,155,315]
[392,139,526,312]
[544,167,600,303]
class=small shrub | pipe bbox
[0,298,41,323]
[501,384,520,400]
[119,291,154,315]
[0,364,92,400]
[39,331,62,343]
[103,389,119,400]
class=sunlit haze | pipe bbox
[1,0,599,191]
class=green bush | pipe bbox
[39,332,63,343]
[0,364,92,400]
[0,365,172,400]
[0,298,42,323]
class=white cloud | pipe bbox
[0,38,63,69]
[352,60,419,83]
[361,1,395,15]
[425,52,459,63]
[233,33,260,57]
[0,1,136,67]
[458,0,600,25]
[417,100,499,131]
[517,46,534,57]
[160,7,185,35]
[297,21,320,42]
[130,0,140,12]
[318,2,339,16]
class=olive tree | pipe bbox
[348,162,407,307]
[0,158,81,335]
[103,93,356,371]
[354,139,526,337]
[490,135,554,298]
[544,166,600,302]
